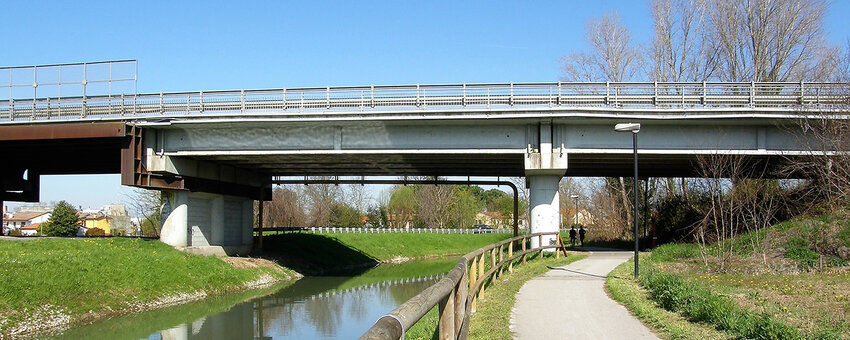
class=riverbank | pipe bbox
[606,212,850,339]
[0,237,300,338]
[254,232,513,274]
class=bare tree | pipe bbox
[266,185,306,228]
[343,184,370,214]
[302,178,341,227]
[708,0,833,81]
[561,11,644,82]
[123,188,163,237]
[650,0,719,82]
[417,184,455,228]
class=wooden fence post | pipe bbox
[455,271,467,335]
[538,235,543,259]
[478,253,485,297]
[470,256,478,312]
[490,248,496,279]
[508,242,514,273]
[439,289,455,340]
[498,244,504,277]
[522,237,527,265]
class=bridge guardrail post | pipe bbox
[750,81,755,107]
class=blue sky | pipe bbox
[2,1,848,211]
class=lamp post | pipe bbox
[615,123,641,279]
[570,194,579,226]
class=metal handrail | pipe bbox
[1,82,848,123]
[359,231,569,340]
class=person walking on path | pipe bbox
[579,226,587,247]
[569,226,577,247]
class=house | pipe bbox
[3,211,51,235]
[561,208,593,226]
[79,212,111,235]
[475,211,509,229]
[19,223,42,236]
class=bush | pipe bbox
[640,256,802,340]
[8,229,22,237]
[85,228,106,237]
[42,201,80,237]
[652,194,708,244]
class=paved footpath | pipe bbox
[510,250,659,340]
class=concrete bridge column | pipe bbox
[525,121,568,251]
[159,190,253,256]
[528,175,561,249]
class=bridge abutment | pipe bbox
[160,190,253,256]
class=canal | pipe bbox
[44,257,457,340]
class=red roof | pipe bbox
[21,223,41,230]
[6,211,49,222]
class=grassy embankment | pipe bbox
[0,237,299,337]
[1,231,514,337]
[606,213,850,340]
[256,232,512,274]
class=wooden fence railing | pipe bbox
[359,231,568,340]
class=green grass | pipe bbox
[257,232,512,274]
[633,242,849,339]
[606,260,734,340]
[467,253,586,340]
[0,238,297,336]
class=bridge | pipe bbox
[1,68,847,254]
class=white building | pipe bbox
[4,211,52,236]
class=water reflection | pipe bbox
[46,258,455,340]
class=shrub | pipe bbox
[640,255,802,340]
[8,229,22,237]
[85,228,106,237]
[652,194,708,244]
[42,201,80,237]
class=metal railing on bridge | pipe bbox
[253,227,518,236]
[1,82,847,123]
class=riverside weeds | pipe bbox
[0,238,298,337]
[636,242,848,339]
[606,259,733,340]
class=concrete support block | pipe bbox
[159,190,253,256]
[211,196,224,245]
[242,199,253,246]
[528,175,561,250]
[160,190,189,247]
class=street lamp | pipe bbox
[615,123,641,279]
[570,194,579,226]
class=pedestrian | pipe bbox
[579,226,586,247]
[569,226,577,247]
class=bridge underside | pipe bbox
[177,152,795,178]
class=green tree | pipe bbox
[42,201,80,237]
[388,185,419,228]
[449,188,482,228]
[329,203,362,228]
[366,205,388,228]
